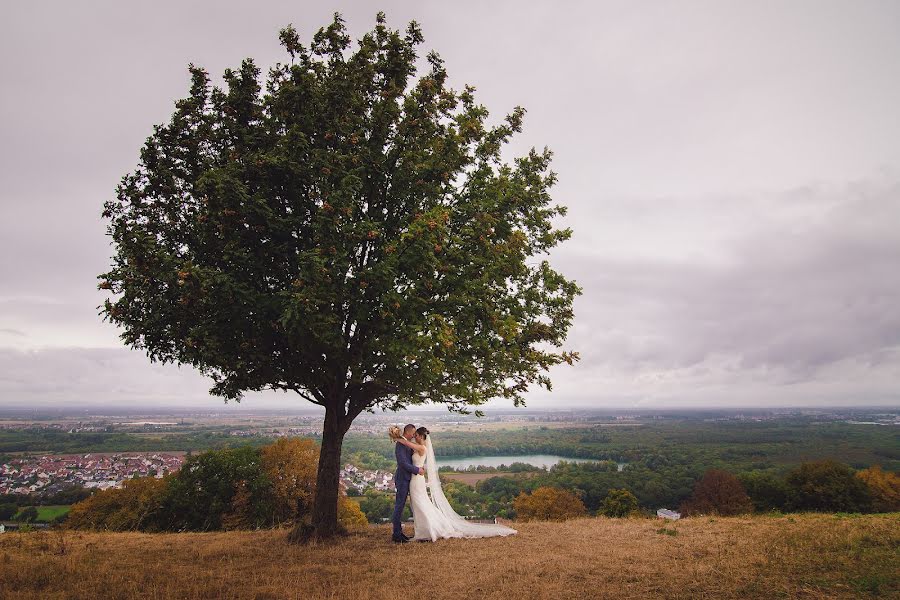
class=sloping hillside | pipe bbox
[1,513,897,599]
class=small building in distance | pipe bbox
[657,508,681,520]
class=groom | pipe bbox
[392,423,425,543]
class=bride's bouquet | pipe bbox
[388,425,402,441]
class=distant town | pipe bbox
[0,452,183,495]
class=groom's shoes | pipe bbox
[400,532,411,541]
[391,535,409,544]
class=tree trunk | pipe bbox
[289,402,348,542]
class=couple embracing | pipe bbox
[390,423,517,543]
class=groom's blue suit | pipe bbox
[392,440,419,538]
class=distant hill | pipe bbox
[1,513,897,599]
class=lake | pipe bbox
[435,454,626,471]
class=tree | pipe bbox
[513,487,587,522]
[161,446,272,531]
[260,437,319,523]
[738,471,789,513]
[15,506,39,524]
[856,465,900,512]
[98,12,580,540]
[679,469,753,517]
[785,460,872,513]
[359,492,395,523]
[599,488,639,518]
[0,503,17,520]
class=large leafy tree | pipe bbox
[99,12,581,539]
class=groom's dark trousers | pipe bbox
[392,441,418,538]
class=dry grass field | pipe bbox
[0,513,896,600]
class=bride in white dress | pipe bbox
[395,426,517,542]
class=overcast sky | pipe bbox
[1,1,899,411]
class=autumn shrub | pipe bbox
[855,465,900,512]
[261,438,319,523]
[66,476,169,531]
[338,496,368,530]
[680,469,753,517]
[513,487,587,522]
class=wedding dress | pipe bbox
[408,436,517,542]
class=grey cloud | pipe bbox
[563,179,900,387]
[0,347,297,408]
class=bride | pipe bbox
[393,426,517,542]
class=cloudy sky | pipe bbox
[2,1,899,410]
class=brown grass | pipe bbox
[0,513,897,600]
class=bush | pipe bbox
[66,477,169,531]
[855,465,900,512]
[680,469,753,516]
[513,487,587,522]
[15,506,39,523]
[260,438,318,524]
[161,445,272,531]
[599,488,639,517]
[785,460,872,513]
[738,471,789,512]
[359,492,395,523]
[338,497,368,530]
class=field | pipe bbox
[33,506,70,522]
[4,506,71,524]
[442,471,537,486]
[1,513,896,599]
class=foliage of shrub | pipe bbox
[599,488,639,517]
[513,486,587,522]
[738,471,790,512]
[855,465,900,512]
[680,469,753,516]
[15,506,39,523]
[785,460,872,513]
[66,476,169,531]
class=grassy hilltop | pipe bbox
[1,513,897,600]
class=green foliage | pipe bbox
[785,460,873,513]
[161,446,272,531]
[359,492,395,523]
[739,470,790,512]
[600,488,639,517]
